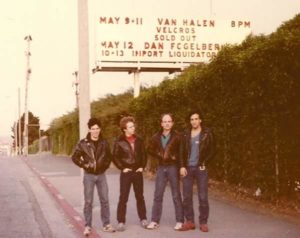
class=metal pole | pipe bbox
[78,0,91,206]
[23,35,32,156]
[78,0,91,139]
[39,127,41,153]
[133,71,140,98]
[72,71,79,109]
[14,122,17,155]
[18,88,21,155]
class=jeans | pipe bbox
[83,172,110,227]
[182,166,209,224]
[151,165,183,223]
[117,171,147,223]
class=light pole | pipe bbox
[23,35,32,156]
[14,122,18,155]
[18,87,21,155]
[78,0,91,138]
[72,71,79,109]
[78,0,91,203]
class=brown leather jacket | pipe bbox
[71,133,112,174]
[147,130,183,166]
[112,134,147,171]
[181,126,216,167]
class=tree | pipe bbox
[11,111,40,151]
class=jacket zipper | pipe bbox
[160,132,172,159]
[88,144,97,173]
[125,139,136,166]
[187,131,204,166]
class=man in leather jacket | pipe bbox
[146,113,184,231]
[72,118,115,235]
[179,110,215,232]
[112,116,148,231]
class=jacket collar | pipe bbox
[156,129,176,137]
[184,126,208,140]
[117,133,138,141]
[153,129,177,143]
[85,132,103,141]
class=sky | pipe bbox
[0,0,300,140]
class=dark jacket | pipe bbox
[181,126,215,167]
[147,130,183,166]
[112,134,147,171]
[71,133,112,174]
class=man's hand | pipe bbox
[180,167,187,177]
[123,168,132,173]
[83,162,95,170]
[136,168,143,172]
[199,165,206,170]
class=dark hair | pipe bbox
[87,118,102,129]
[187,109,203,122]
[160,113,174,122]
[119,116,135,131]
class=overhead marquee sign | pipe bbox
[95,16,251,69]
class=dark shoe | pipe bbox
[200,224,209,232]
[179,221,195,231]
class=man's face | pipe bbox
[190,113,202,129]
[161,115,174,131]
[124,121,135,136]
[89,124,101,140]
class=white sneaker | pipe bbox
[103,224,116,232]
[174,222,183,230]
[116,222,125,232]
[147,221,159,229]
[83,226,92,236]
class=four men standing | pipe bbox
[72,112,215,235]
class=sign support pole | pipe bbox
[133,70,140,98]
[78,0,91,137]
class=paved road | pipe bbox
[0,155,78,238]
[1,153,300,238]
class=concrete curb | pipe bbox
[22,157,102,238]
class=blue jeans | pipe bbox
[117,171,147,223]
[83,172,110,227]
[182,166,209,224]
[151,165,183,223]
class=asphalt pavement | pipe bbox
[1,153,300,238]
[0,155,78,238]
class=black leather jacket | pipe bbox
[112,134,147,171]
[148,130,183,166]
[71,133,112,174]
[181,126,215,167]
